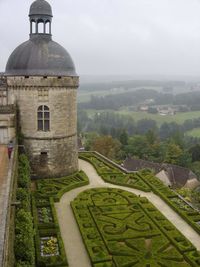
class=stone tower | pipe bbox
[5,0,79,178]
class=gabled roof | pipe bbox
[123,157,199,188]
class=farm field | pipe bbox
[186,128,200,138]
[84,109,200,126]
[77,86,162,103]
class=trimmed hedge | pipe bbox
[34,171,89,202]
[79,153,151,192]
[32,170,89,267]
[79,152,200,235]
[15,154,35,266]
[137,171,200,235]
[15,209,35,265]
[71,188,200,267]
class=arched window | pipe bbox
[45,21,50,34]
[31,20,36,34]
[37,20,44,33]
[37,105,50,131]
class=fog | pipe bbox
[1,0,200,76]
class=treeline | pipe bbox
[78,110,200,140]
[79,89,200,110]
[79,80,185,92]
[79,89,158,110]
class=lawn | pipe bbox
[84,109,200,126]
[119,110,200,126]
[186,128,200,138]
[77,86,162,103]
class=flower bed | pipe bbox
[40,236,59,257]
[38,207,53,224]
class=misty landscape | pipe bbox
[0,1,200,267]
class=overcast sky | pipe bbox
[1,0,200,76]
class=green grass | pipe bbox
[77,86,162,103]
[84,109,200,126]
[186,128,200,138]
[72,188,200,267]
[119,110,200,126]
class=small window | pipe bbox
[41,151,47,155]
[37,105,50,131]
[40,151,48,163]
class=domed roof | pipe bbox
[5,36,76,76]
[29,0,52,17]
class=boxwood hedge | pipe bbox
[72,187,200,267]
[79,152,200,235]
[32,170,89,266]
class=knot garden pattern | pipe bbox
[71,188,200,267]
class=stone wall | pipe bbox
[7,76,78,178]
[24,135,78,178]
[0,77,16,144]
[0,145,18,267]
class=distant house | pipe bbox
[139,105,149,112]
[158,107,175,116]
[123,157,200,189]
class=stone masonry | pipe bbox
[7,76,79,178]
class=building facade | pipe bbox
[0,0,79,178]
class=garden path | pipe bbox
[55,159,200,267]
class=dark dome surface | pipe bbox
[5,36,76,76]
[29,0,52,16]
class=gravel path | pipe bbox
[55,159,200,267]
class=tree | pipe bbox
[190,161,200,180]
[84,132,99,150]
[170,130,184,148]
[125,135,149,159]
[148,107,158,114]
[119,130,128,146]
[164,143,183,165]
[189,144,200,162]
[145,129,158,145]
[91,135,122,159]
[159,122,182,140]
[137,119,157,135]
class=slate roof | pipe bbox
[123,157,199,188]
[29,0,52,17]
